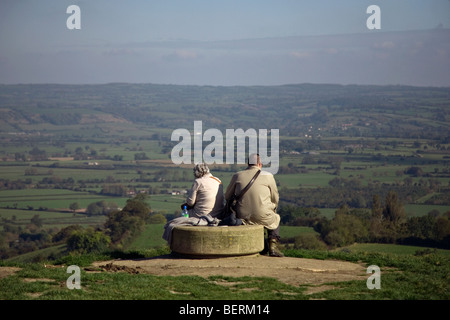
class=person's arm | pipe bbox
[186,180,199,207]
[225,174,237,201]
[269,175,279,209]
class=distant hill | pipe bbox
[0,83,449,141]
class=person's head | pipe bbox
[193,163,210,178]
[248,153,262,168]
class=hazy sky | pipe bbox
[1,0,449,86]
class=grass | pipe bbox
[341,243,450,257]
[277,172,332,188]
[0,208,106,231]
[279,225,318,239]
[0,84,448,305]
[148,194,185,213]
[5,244,68,264]
[126,224,168,250]
[0,189,128,211]
[283,248,450,300]
[1,223,449,300]
[1,245,448,300]
[0,263,307,300]
[404,204,450,217]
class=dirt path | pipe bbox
[0,267,22,279]
[91,254,367,287]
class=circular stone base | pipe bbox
[170,225,265,258]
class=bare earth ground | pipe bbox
[91,254,367,288]
[0,255,367,296]
[0,267,22,280]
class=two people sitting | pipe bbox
[182,154,283,257]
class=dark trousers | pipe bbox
[267,225,280,241]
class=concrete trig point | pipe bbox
[170,225,265,258]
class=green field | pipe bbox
[1,239,448,300]
[0,188,190,213]
[340,243,450,257]
[126,223,168,250]
[404,204,450,217]
[2,218,449,301]
[0,83,449,300]
[0,208,106,231]
[0,189,122,210]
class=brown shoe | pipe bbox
[269,239,284,257]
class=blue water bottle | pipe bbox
[182,205,189,218]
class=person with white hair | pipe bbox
[225,153,283,257]
[182,163,225,218]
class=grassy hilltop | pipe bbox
[0,83,449,300]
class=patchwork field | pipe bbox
[0,83,449,301]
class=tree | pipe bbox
[370,191,407,242]
[320,208,368,247]
[369,195,384,240]
[29,147,47,161]
[148,213,167,224]
[294,234,327,250]
[279,204,321,226]
[30,214,43,228]
[52,225,83,243]
[121,193,151,221]
[383,191,406,225]
[104,194,151,246]
[85,200,118,216]
[434,216,450,242]
[66,228,111,253]
[406,216,436,239]
[405,166,424,177]
[101,184,127,196]
[69,202,80,212]
[134,152,149,160]
[86,201,104,216]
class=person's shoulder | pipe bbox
[232,170,245,177]
[260,170,274,177]
[196,173,210,182]
[259,170,276,182]
[209,175,222,184]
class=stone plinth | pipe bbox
[170,225,264,258]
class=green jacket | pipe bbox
[225,166,280,230]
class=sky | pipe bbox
[0,0,449,86]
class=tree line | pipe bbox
[280,191,450,250]
[280,175,448,209]
[0,194,166,259]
